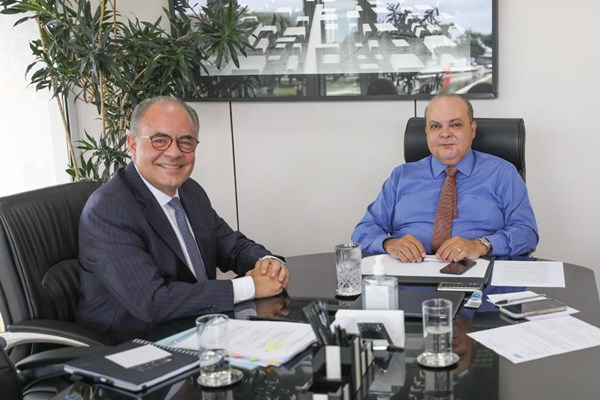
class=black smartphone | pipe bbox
[440,259,477,275]
[500,298,567,319]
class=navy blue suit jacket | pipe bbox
[77,163,271,339]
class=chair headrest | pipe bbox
[403,117,526,181]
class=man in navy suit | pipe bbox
[77,96,288,340]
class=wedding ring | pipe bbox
[456,247,462,253]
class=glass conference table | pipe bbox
[54,254,600,400]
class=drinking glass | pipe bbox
[417,298,459,368]
[335,242,362,296]
[196,314,231,387]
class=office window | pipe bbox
[0,15,70,198]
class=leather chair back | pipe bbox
[0,182,101,328]
[403,117,526,181]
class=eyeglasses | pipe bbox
[138,133,199,153]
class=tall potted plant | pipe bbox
[0,0,255,182]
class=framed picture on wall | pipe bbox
[170,0,497,101]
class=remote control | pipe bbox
[437,281,482,292]
[464,290,483,309]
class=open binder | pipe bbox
[64,338,199,392]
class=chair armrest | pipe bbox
[3,319,119,350]
[15,346,108,371]
[15,345,110,388]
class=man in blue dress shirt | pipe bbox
[352,93,538,262]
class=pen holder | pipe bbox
[310,335,363,395]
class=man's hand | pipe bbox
[247,257,289,287]
[247,270,285,298]
[383,235,426,262]
[245,257,289,298]
[436,237,488,261]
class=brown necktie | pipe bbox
[431,166,458,253]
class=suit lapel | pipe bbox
[122,164,188,267]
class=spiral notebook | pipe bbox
[63,338,199,392]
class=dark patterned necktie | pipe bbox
[168,197,208,281]
[431,166,458,253]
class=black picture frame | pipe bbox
[170,0,497,101]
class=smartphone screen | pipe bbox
[500,299,567,319]
[440,259,477,275]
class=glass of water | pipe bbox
[417,298,459,368]
[335,242,362,296]
[196,314,231,387]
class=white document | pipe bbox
[162,320,316,368]
[467,315,600,363]
[361,254,489,279]
[491,261,565,287]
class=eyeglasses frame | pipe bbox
[135,132,200,153]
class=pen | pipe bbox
[422,255,444,262]
[496,294,546,305]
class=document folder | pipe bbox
[361,254,494,285]
[64,338,199,392]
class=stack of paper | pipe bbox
[157,319,316,369]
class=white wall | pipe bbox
[0,15,70,197]
[92,0,600,289]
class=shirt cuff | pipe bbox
[373,235,392,253]
[232,276,256,304]
[487,235,501,256]
[261,255,286,265]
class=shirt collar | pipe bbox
[430,149,475,178]
[133,163,180,206]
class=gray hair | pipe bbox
[424,93,474,123]
[129,96,199,137]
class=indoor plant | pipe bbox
[0,0,255,182]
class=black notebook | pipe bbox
[64,339,199,392]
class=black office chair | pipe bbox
[0,338,22,400]
[0,182,117,391]
[403,117,526,181]
[0,336,61,400]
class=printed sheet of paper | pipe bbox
[468,316,600,363]
[160,319,315,368]
[491,261,565,287]
[361,254,489,279]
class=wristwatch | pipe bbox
[477,237,493,256]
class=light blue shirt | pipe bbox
[351,150,538,256]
